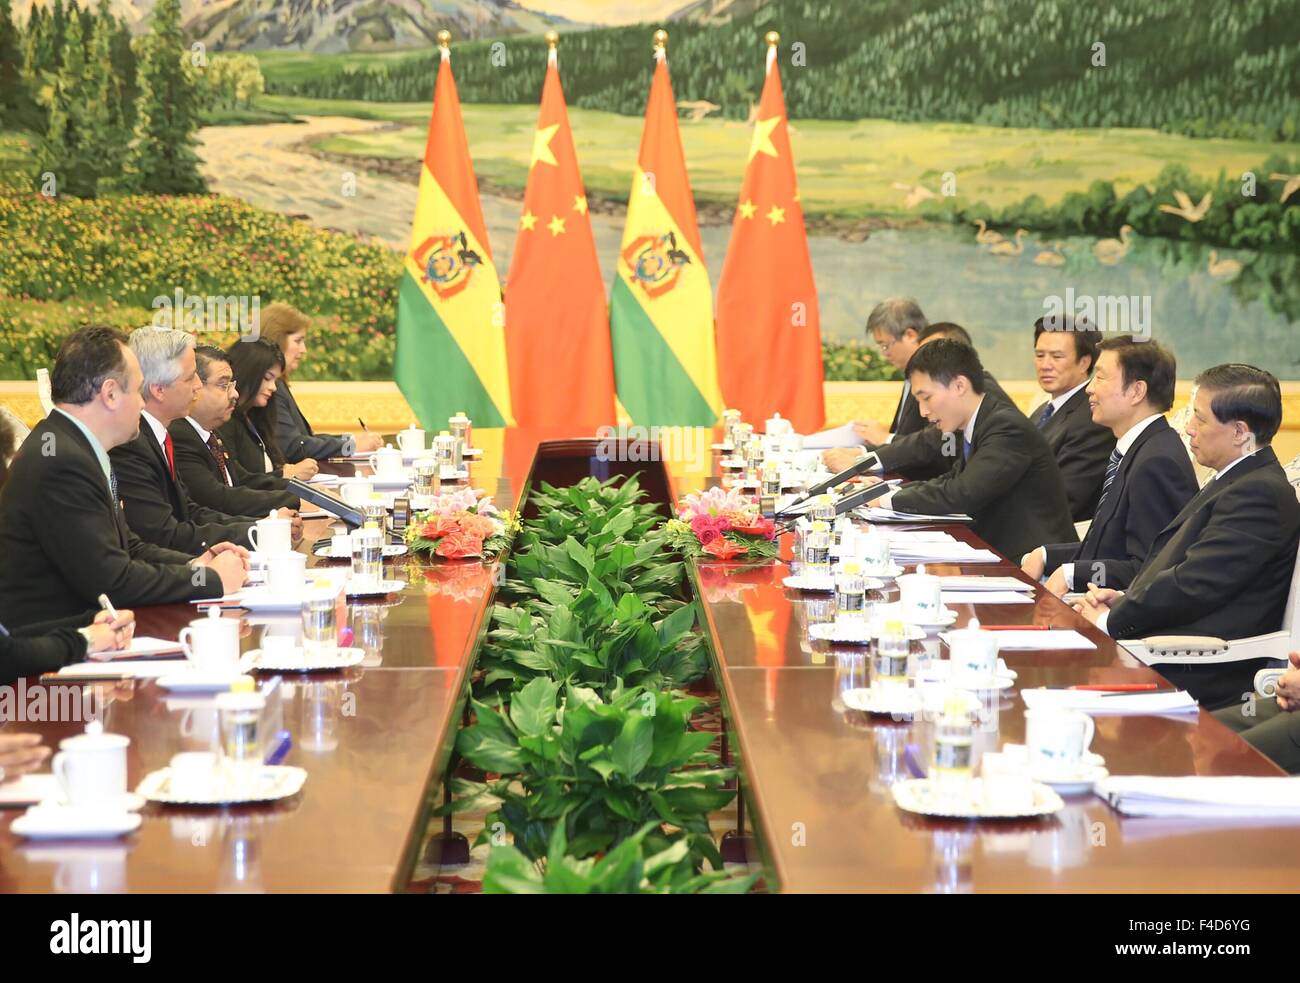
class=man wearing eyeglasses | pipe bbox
[169,345,304,522]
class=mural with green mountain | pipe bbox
[1,0,1298,380]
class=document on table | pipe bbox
[857,506,974,524]
[945,629,1097,650]
[1020,686,1196,715]
[801,422,867,450]
[941,590,1035,605]
[55,659,193,679]
[90,636,185,659]
[1097,776,1300,818]
[0,773,60,807]
[938,576,1035,592]
[887,543,1002,564]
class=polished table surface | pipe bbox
[0,427,558,893]
[661,446,1300,894]
[2,427,1297,893]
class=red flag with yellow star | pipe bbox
[504,38,616,429]
[715,37,824,433]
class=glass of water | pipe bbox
[301,589,338,659]
[351,526,384,588]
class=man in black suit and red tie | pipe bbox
[0,326,247,631]
[1028,315,1116,521]
[170,345,302,519]
[109,327,300,555]
[1022,336,1198,596]
[1074,363,1300,708]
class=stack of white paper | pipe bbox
[857,506,973,524]
[887,541,1002,564]
[91,636,185,660]
[1098,776,1300,818]
[801,423,867,450]
[941,590,1034,605]
[1020,685,1195,713]
[949,630,1098,651]
[938,576,1035,592]
[56,659,193,679]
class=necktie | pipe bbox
[1095,447,1123,511]
[207,433,233,487]
[1036,402,1055,429]
[109,467,119,506]
[163,430,176,479]
[963,436,973,462]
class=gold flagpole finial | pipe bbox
[437,30,451,49]
[765,31,780,47]
[653,29,668,50]
[545,31,559,48]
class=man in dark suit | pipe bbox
[110,328,299,554]
[1075,364,1300,709]
[0,326,246,630]
[868,339,1077,559]
[828,322,1021,480]
[1023,336,1197,595]
[171,346,302,518]
[845,297,927,450]
[1029,316,1116,521]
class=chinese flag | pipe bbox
[715,39,824,433]
[504,41,616,429]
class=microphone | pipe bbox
[833,478,902,516]
[775,478,900,533]
[776,451,881,517]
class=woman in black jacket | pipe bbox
[221,339,318,482]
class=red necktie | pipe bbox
[163,430,176,479]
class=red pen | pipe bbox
[1069,683,1160,692]
[980,624,1050,631]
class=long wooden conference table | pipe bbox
[1,427,1296,893]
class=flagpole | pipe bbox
[545,29,558,68]
[437,28,450,62]
[765,30,778,75]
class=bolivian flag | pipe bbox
[610,32,723,427]
[396,34,513,428]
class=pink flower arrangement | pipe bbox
[666,488,779,562]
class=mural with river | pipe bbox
[2,0,1297,384]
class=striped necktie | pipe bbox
[109,466,119,506]
[1095,447,1122,511]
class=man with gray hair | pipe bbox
[853,297,928,448]
[109,326,296,554]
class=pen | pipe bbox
[97,592,119,621]
[980,624,1050,631]
[1070,683,1160,692]
[358,417,368,432]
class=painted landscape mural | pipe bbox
[1,0,1297,381]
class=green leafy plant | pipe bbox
[447,680,733,868]
[483,820,757,895]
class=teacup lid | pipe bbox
[60,720,129,751]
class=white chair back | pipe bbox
[35,368,54,416]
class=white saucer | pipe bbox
[12,807,142,840]
[865,622,929,642]
[908,607,959,629]
[248,646,365,673]
[859,563,906,579]
[136,765,307,806]
[711,443,734,452]
[235,586,332,612]
[783,574,836,592]
[346,578,406,598]
[40,792,146,813]
[892,778,1064,819]
[842,685,920,716]
[155,658,253,692]
[313,543,408,559]
[1033,762,1110,796]
[719,457,746,470]
[463,447,483,458]
[809,622,875,645]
